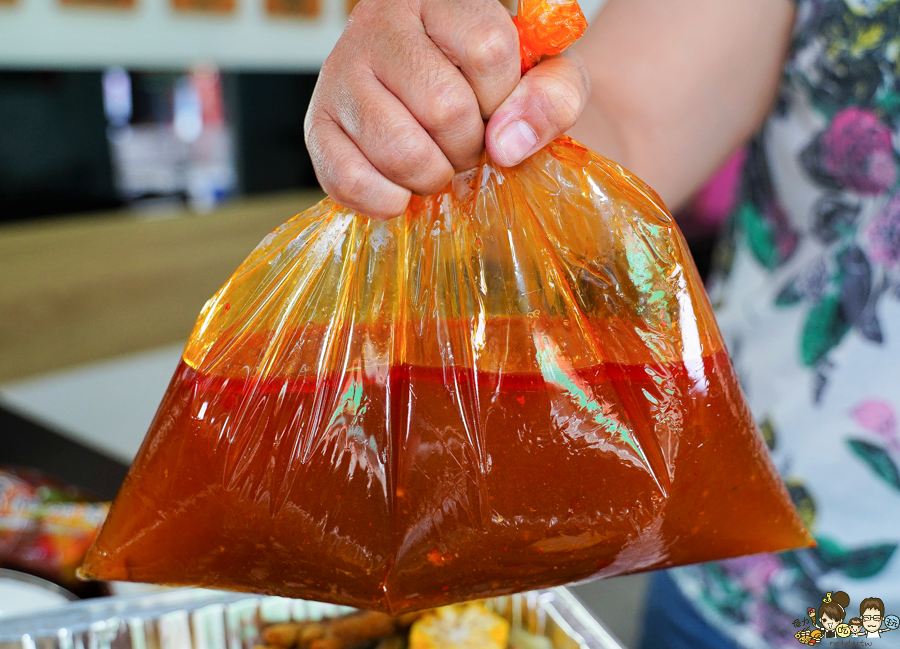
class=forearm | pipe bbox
[567,0,795,211]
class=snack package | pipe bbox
[1,467,109,596]
[80,0,812,613]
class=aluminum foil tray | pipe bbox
[0,588,625,649]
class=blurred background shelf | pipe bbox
[0,189,323,383]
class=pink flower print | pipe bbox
[821,108,898,195]
[866,192,900,268]
[690,147,747,229]
[852,399,899,451]
[719,553,782,596]
[748,599,800,648]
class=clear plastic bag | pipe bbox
[80,0,811,614]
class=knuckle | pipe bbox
[346,0,383,23]
[539,76,584,130]
[466,21,518,73]
[330,158,373,206]
[414,164,454,195]
[421,80,476,130]
[303,101,325,144]
[379,130,434,182]
[305,114,340,188]
[379,129,452,195]
[570,53,592,97]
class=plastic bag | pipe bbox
[80,0,812,613]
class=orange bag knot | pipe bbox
[514,0,588,74]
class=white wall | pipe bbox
[0,0,346,71]
[0,0,605,72]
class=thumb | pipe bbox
[485,50,590,167]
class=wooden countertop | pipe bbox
[0,190,325,383]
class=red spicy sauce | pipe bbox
[80,346,811,613]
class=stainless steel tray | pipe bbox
[0,588,625,649]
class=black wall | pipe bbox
[0,71,121,223]
[0,70,321,224]
[231,72,319,194]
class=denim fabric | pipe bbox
[637,572,741,649]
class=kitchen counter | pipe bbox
[0,190,324,384]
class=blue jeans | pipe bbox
[638,572,741,649]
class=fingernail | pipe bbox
[496,120,537,166]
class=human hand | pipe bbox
[305,0,590,220]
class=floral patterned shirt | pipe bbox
[669,1,900,647]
